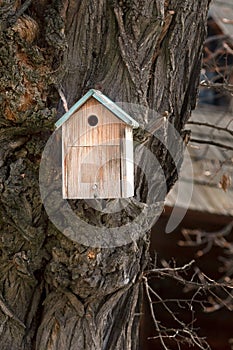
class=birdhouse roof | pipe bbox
[55,89,139,129]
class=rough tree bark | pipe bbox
[0,1,210,350]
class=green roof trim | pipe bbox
[55,89,139,129]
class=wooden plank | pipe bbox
[97,145,121,198]
[123,126,134,197]
[62,99,135,198]
[63,98,123,147]
[64,145,122,198]
[62,124,68,198]
[120,125,125,197]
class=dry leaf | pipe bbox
[219,173,231,192]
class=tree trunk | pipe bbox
[0,1,210,349]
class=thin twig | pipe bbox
[7,0,33,26]
[146,259,195,275]
[14,0,32,20]
[200,80,233,93]
[187,121,233,136]
[143,274,211,349]
[143,276,169,349]
[190,138,233,151]
[58,89,69,112]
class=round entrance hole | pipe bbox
[88,115,98,126]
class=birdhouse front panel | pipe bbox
[65,145,122,198]
[61,97,134,199]
[63,98,123,147]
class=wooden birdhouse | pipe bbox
[55,89,139,199]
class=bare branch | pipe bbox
[187,121,233,136]
[58,89,68,112]
[146,259,195,274]
[190,138,233,151]
[143,272,211,349]
[200,80,233,93]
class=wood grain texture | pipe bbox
[62,98,134,198]
[64,145,121,198]
[0,1,211,350]
[63,98,123,147]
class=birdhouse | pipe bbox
[55,89,139,199]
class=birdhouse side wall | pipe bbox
[121,126,134,197]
